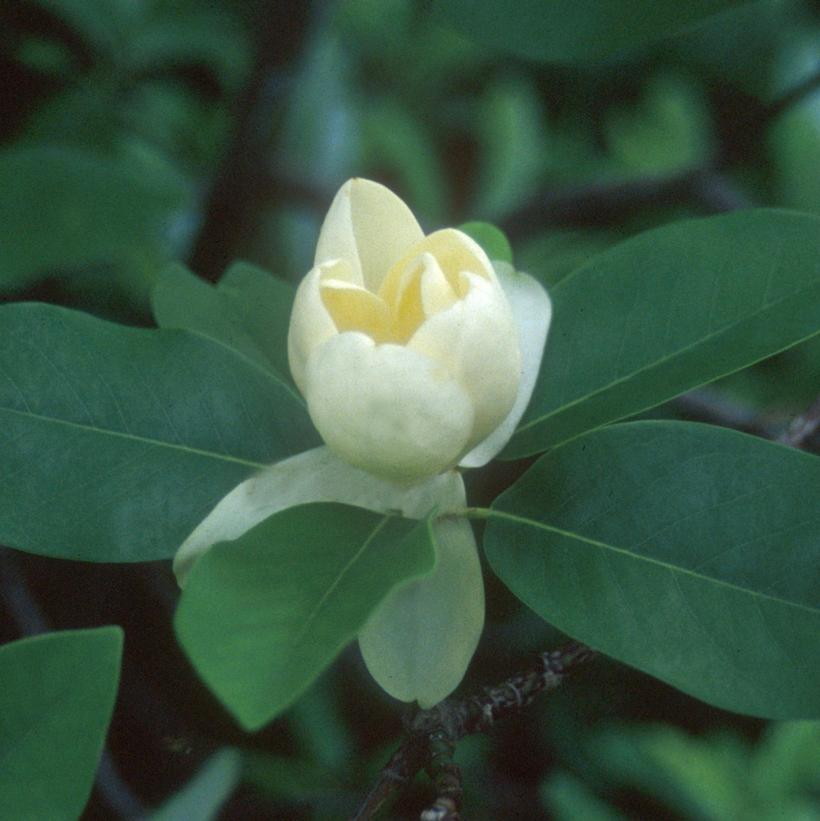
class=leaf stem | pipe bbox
[457,506,493,520]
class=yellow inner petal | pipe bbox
[320,233,477,343]
[321,280,392,344]
[391,265,425,344]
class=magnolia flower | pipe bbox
[288,179,549,482]
[175,179,551,708]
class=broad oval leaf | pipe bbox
[174,503,435,731]
[0,627,123,820]
[432,1,754,64]
[152,261,294,382]
[486,421,820,719]
[506,210,820,458]
[0,302,318,562]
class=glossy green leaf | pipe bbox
[175,503,435,730]
[506,210,820,458]
[150,748,241,821]
[0,302,317,562]
[216,262,296,381]
[486,421,820,718]
[0,145,188,292]
[431,1,753,64]
[0,627,123,821]
[152,261,295,383]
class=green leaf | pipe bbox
[0,302,317,562]
[150,748,242,821]
[152,261,294,382]
[216,262,296,381]
[0,627,123,821]
[506,210,820,458]
[175,504,435,730]
[0,145,188,293]
[459,221,514,265]
[431,1,754,64]
[486,421,820,719]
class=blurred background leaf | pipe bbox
[431,0,758,64]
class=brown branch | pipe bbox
[671,388,820,454]
[669,388,782,439]
[778,394,820,449]
[351,642,595,821]
[420,732,463,821]
[501,168,752,239]
[188,3,315,280]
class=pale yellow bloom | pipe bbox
[175,179,552,708]
[288,178,540,482]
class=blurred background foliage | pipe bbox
[1,0,819,818]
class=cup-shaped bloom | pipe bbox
[288,179,525,482]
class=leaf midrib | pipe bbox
[0,406,266,469]
[296,516,392,643]
[488,508,819,616]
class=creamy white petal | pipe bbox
[287,260,349,394]
[305,332,474,482]
[460,263,552,468]
[320,279,391,343]
[173,446,467,585]
[359,513,483,707]
[314,178,424,292]
[408,271,521,449]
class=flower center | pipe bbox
[320,230,493,345]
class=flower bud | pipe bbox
[288,179,529,482]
